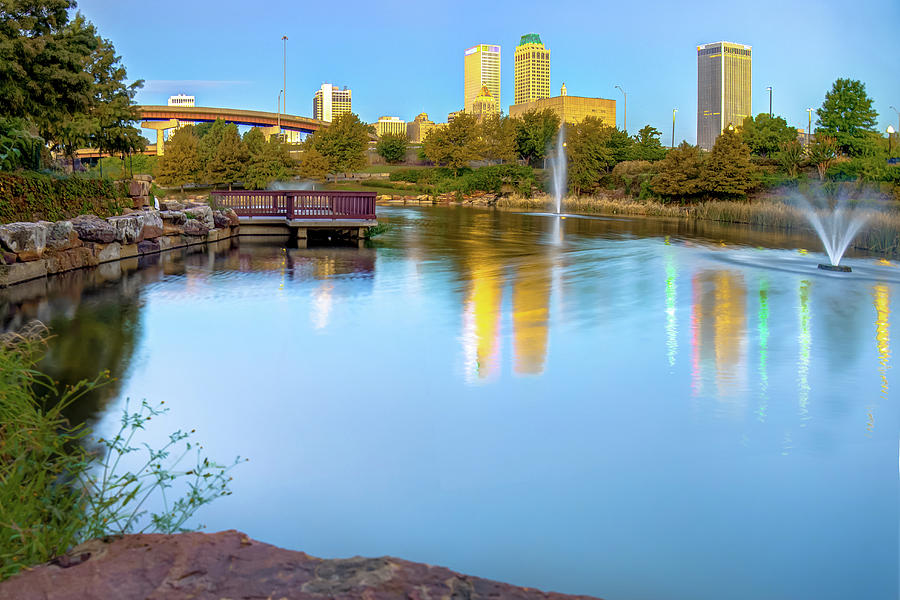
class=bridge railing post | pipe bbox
[286,193,294,220]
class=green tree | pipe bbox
[629,125,667,161]
[206,124,247,190]
[375,132,408,164]
[479,113,517,164]
[650,141,704,199]
[739,113,797,157]
[700,128,755,197]
[197,119,228,176]
[156,125,200,192]
[565,118,629,195]
[306,113,368,173]
[816,78,878,157]
[244,137,294,189]
[242,127,266,156]
[808,135,839,180]
[513,108,560,166]
[298,143,330,180]
[777,139,805,177]
[423,112,483,173]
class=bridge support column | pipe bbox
[296,227,307,249]
[141,120,179,156]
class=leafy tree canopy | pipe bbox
[156,125,200,192]
[700,128,755,197]
[629,125,667,161]
[207,123,247,189]
[375,132,408,164]
[479,113,517,164]
[650,142,704,198]
[305,113,368,173]
[423,112,483,173]
[513,108,560,166]
[816,78,878,157]
[739,113,797,157]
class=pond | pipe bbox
[2,206,896,600]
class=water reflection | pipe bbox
[798,280,811,424]
[872,283,890,433]
[512,259,552,375]
[664,253,678,367]
[756,279,769,422]
[462,264,503,381]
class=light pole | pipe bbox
[766,86,772,117]
[277,89,283,129]
[281,35,288,114]
[888,125,896,156]
[615,85,627,133]
[672,108,677,148]
[806,108,813,147]
[891,106,900,144]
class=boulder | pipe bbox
[137,239,160,255]
[160,201,186,211]
[0,530,601,600]
[212,210,230,229]
[71,215,117,244]
[182,219,209,237]
[45,247,97,274]
[41,221,81,252]
[185,205,214,230]
[0,222,49,261]
[159,210,186,224]
[132,196,150,209]
[127,179,151,197]
[85,242,121,263]
[224,208,240,227]
[140,211,164,239]
[1,252,16,265]
[107,214,145,244]
[0,260,47,287]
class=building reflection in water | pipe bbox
[462,264,504,382]
[871,284,890,434]
[757,279,769,422]
[664,254,678,367]
[512,259,552,375]
[798,280,811,424]
[690,270,747,404]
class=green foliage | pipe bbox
[700,128,756,197]
[364,223,392,238]
[156,126,201,192]
[305,113,369,173]
[244,137,294,189]
[808,135,839,180]
[826,157,900,183]
[197,119,228,174]
[298,144,330,180]
[611,160,655,196]
[629,125,667,161]
[650,142,704,199]
[206,124,247,189]
[816,78,879,157]
[90,154,158,178]
[388,165,535,195]
[0,325,242,580]
[0,117,43,171]
[513,108,560,166]
[375,132,408,164]
[479,113,517,164]
[777,140,805,177]
[740,113,797,157]
[567,118,631,195]
[242,127,265,156]
[0,172,126,223]
[423,112,483,173]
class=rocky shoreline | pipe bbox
[0,530,601,600]
[0,203,240,288]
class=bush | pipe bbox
[0,172,128,224]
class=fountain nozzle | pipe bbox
[818,264,851,272]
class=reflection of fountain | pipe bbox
[548,126,566,215]
[795,194,868,271]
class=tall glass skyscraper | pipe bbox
[514,33,550,106]
[697,41,752,150]
[464,44,501,115]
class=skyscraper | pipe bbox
[514,33,550,106]
[312,83,352,122]
[697,41,752,150]
[464,44,500,115]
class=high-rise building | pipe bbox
[471,86,499,117]
[167,94,195,107]
[312,83,352,122]
[375,116,406,137]
[464,44,500,115]
[514,33,550,106]
[697,41,752,150]
[509,84,615,126]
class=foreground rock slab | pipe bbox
[0,530,601,600]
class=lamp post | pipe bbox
[766,86,772,117]
[806,108,813,147]
[277,89,283,129]
[672,108,677,148]
[615,85,626,133]
[888,125,896,156]
[281,35,288,114]
[891,106,900,144]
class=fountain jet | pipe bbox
[795,193,868,273]
[549,126,566,215]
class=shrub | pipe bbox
[0,172,128,224]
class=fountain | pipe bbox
[548,126,567,215]
[795,194,868,273]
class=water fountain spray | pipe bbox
[795,193,868,273]
[549,126,567,215]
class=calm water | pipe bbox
[2,206,897,600]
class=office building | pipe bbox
[464,44,500,114]
[447,110,465,123]
[407,113,436,143]
[514,33,550,105]
[697,41,752,150]
[471,86,499,117]
[376,116,407,137]
[312,83,352,122]
[167,94,195,107]
[509,84,615,126]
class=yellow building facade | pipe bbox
[407,113,436,143]
[697,41,752,150]
[375,116,406,137]
[464,44,500,115]
[514,33,550,105]
[509,87,616,126]
[471,86,499,117]
[312,83,352,123]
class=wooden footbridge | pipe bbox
[210,190,377,247]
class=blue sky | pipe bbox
[76,0,900,145]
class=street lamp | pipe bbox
[278,89,283,129]
[888,125,896,156]
[891,106,900,143]
[615,85,627,133]
[806,108,813,147]
[281,35,288,114]
[672,108,677,148]
[766,86,773,117]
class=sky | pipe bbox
[75,0,900,145]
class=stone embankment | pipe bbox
[0,202,240,287]
[0,530,601,600]
[376,191,501,206]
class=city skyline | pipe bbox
[74,0,900,145]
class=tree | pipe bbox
[242,127,266,156]
[207,124,247,190]
[156,125,200,193]
[739,113,797,157]
[630,125,667,161]
[700,128,755,197]
[298,143,330,180]
[566,117,631,195]
[305,113,368,173]
[422,112,483,173]
[816,78,878,157]
[650,142,704,199]
[513,108,560,167]
[197,119,228,176]
[244,136,294,189]
[776,140,805,177]
[479,113,517,164]
[807,135,839,180]
[375,132,408,164]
